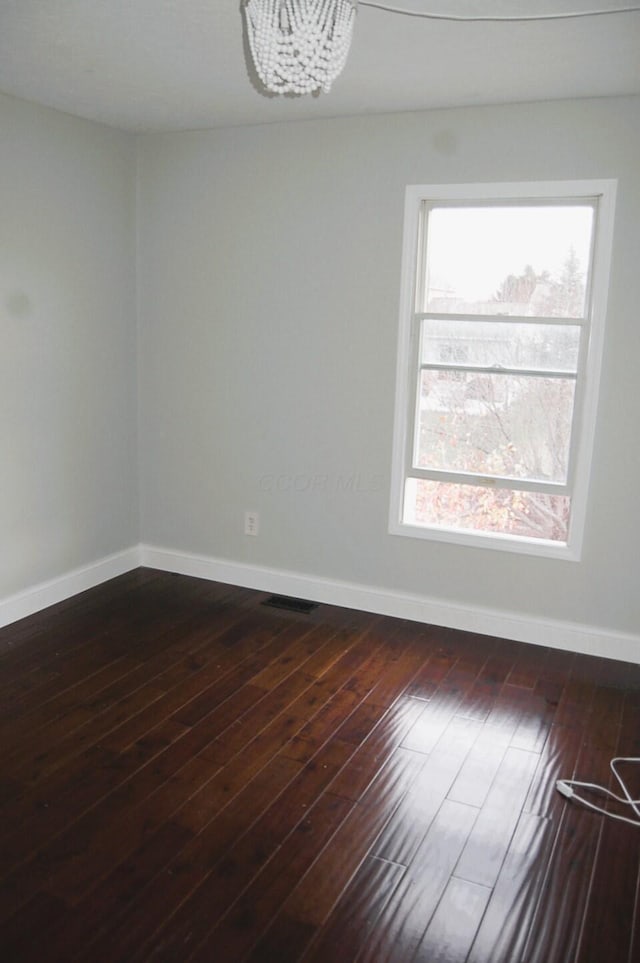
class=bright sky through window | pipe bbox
[424,205,594,305]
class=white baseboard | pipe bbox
[0,547,141,630]
[140,544,640,665]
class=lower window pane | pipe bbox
[404,478,570,542]
[416,371,576,484]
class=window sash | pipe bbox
[406,315,589,493]
[405,198,598,503]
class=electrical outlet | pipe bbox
[244,511,259,536]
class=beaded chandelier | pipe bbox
[244,0,358,95]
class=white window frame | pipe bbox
[389,180,617,560]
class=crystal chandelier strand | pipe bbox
[244,0,358,96]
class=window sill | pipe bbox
[388,518,580,561]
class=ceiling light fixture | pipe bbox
[243,0,358,95]
[243,1,640,97]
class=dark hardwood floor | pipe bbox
[0,568,639,962]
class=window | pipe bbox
[389,181,616,559]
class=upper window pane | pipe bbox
[420,318,581,373]
[422,204,594,319]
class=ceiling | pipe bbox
[0,0,638,133]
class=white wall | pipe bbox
[137,96,640,645]
[0,94,139,600]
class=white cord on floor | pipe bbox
[556,757,640,828]
[359,2,640,21]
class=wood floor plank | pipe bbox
[328,699,427,803]
[453,648,516,722]
[364,639,432,709]
[4,679,170,785]
[0,890,69,961]
[506,641,549,689]
[484,681,538,729]
[300,856,405,963]
[41,819,196,963]
[446,724,511,809]
[184,791,354,962]
[404,652,455,701]
[128,741,355,963]
[245,623,332,689]
[0,648,135,725]
[0,599,261,773]
[246,747,427,963]
[80,753,303,963]
[575,811,640,963]
[453,746,540,888]
[356,799,479,963]
[509,681,559,753]
[413,876,491,963]
[467,812,556,963]
[523,722,584,819]
[374,716,481,865]
[2,612,291,792]
[0,569,158,665]
[178,668,364,835]
[0,573,235,697]
[0,717,191,881]
[586,684,625,750]
[400,682,479,756]
[43,736,217,905]
[280,685,364,763]
[553,676,596,728]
